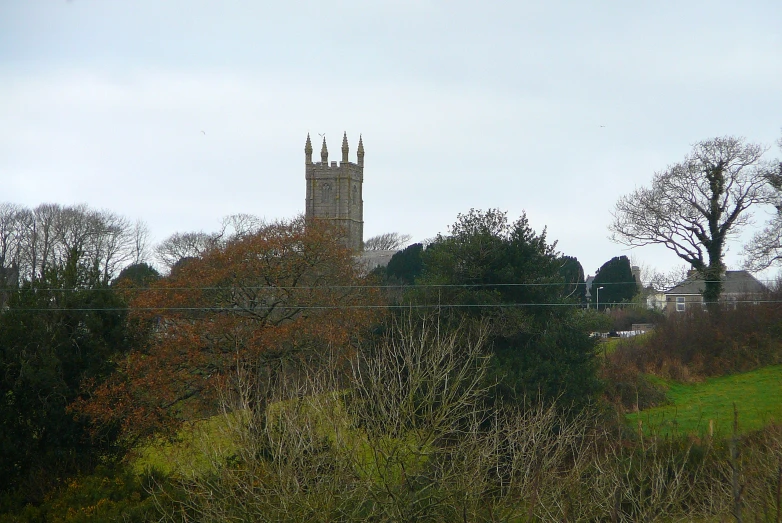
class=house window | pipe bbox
[676,296,685,312]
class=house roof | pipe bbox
[665,270,766,296]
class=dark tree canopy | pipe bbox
[558,255,586,304]
[386,242,424,284]
[610,136,773,304]
[0,249,130,495]
[591,255,637,310]
[412,209,600,409]
[113,262,160,287]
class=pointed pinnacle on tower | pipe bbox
[357,134,364,166]
[342,131,349,163]
[305,133,313,164]
[320,136,328,164]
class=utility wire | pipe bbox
[0,279,773,293]
[3,298,782,313]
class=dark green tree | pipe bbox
[558,255,586,304]
[414,209,600,410]
[0,248,129,498]
[112,262,161,287]
[591,255,638,310]
[386,243,424,284]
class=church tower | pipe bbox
[305,132,364,250]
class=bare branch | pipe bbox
[610,136,774,301]
[363,232,412,251]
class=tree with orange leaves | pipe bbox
[80,217,379,442]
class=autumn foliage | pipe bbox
[81,217,379,441]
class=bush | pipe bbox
[600,349,668,411]
[159,312,606,522]
[0,466,167,523]
[604,294,782,383]
[606,305,664,332]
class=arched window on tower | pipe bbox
[321,183,331,203]
[352,184,358,206]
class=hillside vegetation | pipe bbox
[3,207,782,521]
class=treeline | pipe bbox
[0,202,149,286]
[1,203,782,521]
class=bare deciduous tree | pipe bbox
[153,313,608,522]
[219,213,265,240]
[0,202,24,270]
[130,219,151,265]
[0,202,147,284]
[742,135,782,271]
[363,232,412,251]
[610,136,774,305]
[154,231,221,270]
[646,264,690,292]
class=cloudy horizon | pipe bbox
[2,0,780,280]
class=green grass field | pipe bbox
[626,365,782,437]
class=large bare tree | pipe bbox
[610,136,773,304]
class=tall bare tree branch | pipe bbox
[610,136,774,304]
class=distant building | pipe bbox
[664,270,766,314]
[584,275,596,306]
[305,132,364,251]
[646,292,666,310]
[357,249,397,274]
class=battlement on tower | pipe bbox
[306,160,363,179]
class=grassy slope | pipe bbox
[626,365,782,437]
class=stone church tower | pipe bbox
[305,132,364,250]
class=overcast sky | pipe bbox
[1,0,780,280]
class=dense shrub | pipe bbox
[604,295,782,383]
[606,305,664,332]
[412,209,602,411]
[0,466,167,523]
[600,351,668,411]
[147,313,782,522]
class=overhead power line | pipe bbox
[1,279,776,294]
[4,298,782,313]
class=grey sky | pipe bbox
[1,0,780,279]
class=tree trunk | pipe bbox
[702,264,723,312]
[702,241,724,314]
